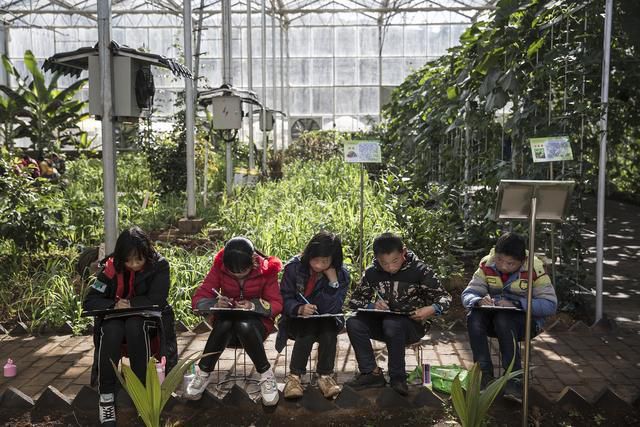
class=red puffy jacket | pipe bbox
[192,248,283,333]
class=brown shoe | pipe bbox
[317,374,341,399]
[283,374,304,399]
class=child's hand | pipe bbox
[235,300,255,310]
[411,305,435,321]
[374,300,389,310]
[323,267,338,283]
[477,295,494,306]
[298,304,318,316]
[115,299,130,309]
[495,299,515,307]
[216,296,235,308]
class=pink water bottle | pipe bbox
[156,356,166,384]
[4,359,16,377]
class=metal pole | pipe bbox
[522,193,538,427]
[0,23,8,86]
[280,22,285,149]
[464,101,471,218]
[222,0,232,85]
[271,7,278,153]
[203,135,209,209]
[184,0,196,218]
[358,164,365,280]
[247,0,255,170]
[285,25,290,146]
[261,0,267,172]
[97,0,117,253]
[226,140,233,196]
[595,0,613,323]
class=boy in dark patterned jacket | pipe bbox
[346,233,451,395]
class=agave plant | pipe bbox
[0,50,88,154]
[112,351,209,427]
[450,348,522,427]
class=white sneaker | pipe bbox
[184,369,211,400]
[99,393,116,425]
[260,369,279,406]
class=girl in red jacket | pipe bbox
[185,237,283,406]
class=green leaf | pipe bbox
[447,86,458,100]
[527,37,545,58]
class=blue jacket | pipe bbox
[275,255,350,352]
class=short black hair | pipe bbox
[372,232,404,255]
[301,231,343,270]
[113,226,156,272]
[223,236,256,273]
[495,232,526,261]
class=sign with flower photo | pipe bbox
[344,140,382,163]
[529,136,573,163]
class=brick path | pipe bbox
[1,320,638,403]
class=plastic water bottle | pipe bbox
[423,363,431,389]
[4,359,16,378]
[156,356,166,384]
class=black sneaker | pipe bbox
[480,372,495,390]
[390,379,409,396]
[345,370,386,390]
[503,379,523,403]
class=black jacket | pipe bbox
[348,251,452,333]
[84,254,177,386]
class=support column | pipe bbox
[97,1,117,253]
[184,0,196,218]
[261,0,268,172]
[271,6,278,152]
[247,0,255,169]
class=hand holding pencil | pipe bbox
[298,293,318,316]
[373,289,389,311]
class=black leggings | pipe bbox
[98,316,156,394]
[199,316,270,374]
[288,317,338,376]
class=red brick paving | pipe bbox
[0,324,639,403]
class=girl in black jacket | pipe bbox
[277,231,349,400]
[83,226,170,426]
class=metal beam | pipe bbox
[184,0,196,218]
[97,0,118,253]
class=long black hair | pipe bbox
[223,236,257,273]
[300,230,343,270]
[112,226,157,272]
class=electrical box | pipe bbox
[211,96,243,130]
[89,55,149,118]
[259,110,275,132]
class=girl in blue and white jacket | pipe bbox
[276,231,349,400]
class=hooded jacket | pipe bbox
[84,253,177,387]
[192,248,283,334]
[348,250,451,334]
[461,248,557,329]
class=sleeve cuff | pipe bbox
[431,304,443,316]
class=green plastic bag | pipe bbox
[430,365,469,394]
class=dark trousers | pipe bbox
[288,318,338,376]
[199,316,270,374]
[98,316,155,394]
[466,308,530,376]
[346,313,423,382]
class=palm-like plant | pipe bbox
[0,50,89,154]
[112,352,208,427]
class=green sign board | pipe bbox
[344,140,382,163]
[529,136,573,163]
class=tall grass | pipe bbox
[218,159,401,274]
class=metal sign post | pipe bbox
[344,140,382,279]
[495,180,574,427]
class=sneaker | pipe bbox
[390,379,409,396]
[283,374,304,399]
[99,393,116,426]
[345,368,386,390]
[184,369,212,400]
[260,369,279,406]
[503,378,523,403]
[480,372,495,390]
[317,374,341,399]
